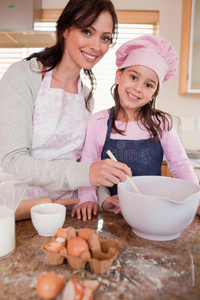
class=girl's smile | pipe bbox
[115,65,158,120]
[127,91,140,101]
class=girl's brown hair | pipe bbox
[111,79,172,143]
[26,0,118,110]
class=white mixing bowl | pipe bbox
[31,203,66,236]
[118,176,200,241]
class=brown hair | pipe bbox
[110,80,172,143]
[26,0,118,110]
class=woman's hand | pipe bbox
[71,201,98,221]
[102,194,121,214]
[89,159,131,187]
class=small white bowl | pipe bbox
[31,203,66,236]
[118,176,200,241]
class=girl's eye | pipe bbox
[145,83,153,88]
[82,29,91,36]
[131,75,137,81]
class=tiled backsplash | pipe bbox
[181,117,196,132]
[197,118,200,131]
[179,117,200,150]
[172,115,200,150]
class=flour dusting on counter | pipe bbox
[52,245,194,300]
[1,211,199,300]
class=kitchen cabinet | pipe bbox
[179,0,200,94]
[161,160,173,177]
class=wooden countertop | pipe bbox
[1,210,200,299]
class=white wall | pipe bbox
[42,0,200,150]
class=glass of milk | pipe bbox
[0,173,30,259]
[0,206,15,258]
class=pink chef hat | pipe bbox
[115,35,178,84]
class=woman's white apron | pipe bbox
[23,70,90,200]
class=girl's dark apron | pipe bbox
[101,107,163,195]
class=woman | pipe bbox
[0,0,131,201]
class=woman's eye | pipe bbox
[102,36,112,43]
[82,29,91,36]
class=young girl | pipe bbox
[72,34,199,220]
[0,0,131,203]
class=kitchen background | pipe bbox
[41,0,200,151]
[0,0,200,152]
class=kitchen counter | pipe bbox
[1,210,200,300]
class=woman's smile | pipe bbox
[81,50,98,62]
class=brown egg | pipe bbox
[37,272,65,299]
[57,227,71,239]
[67,237,89,257]
[77,228,94,241]
[63,279,84,300]
[57,227,76,242]
[44,237,66,253]
[82,280,99,292]
[62,278,93,300]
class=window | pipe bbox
[0,48,41,78]
[0,10,159,113]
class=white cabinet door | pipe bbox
[188,0,200,93]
